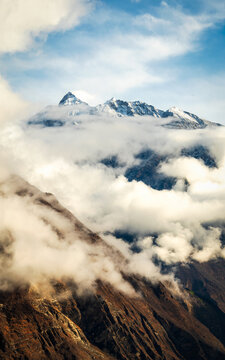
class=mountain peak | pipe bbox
[28,94,221,129]
[169,106,182,113]
[59,92,84,106]
[102,97,162,117]
[108,97,117,102]
[104,97,120,106]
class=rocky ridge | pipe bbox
[28,92,221,129]
[0,176,225,359]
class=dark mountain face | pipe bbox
[100,145,217,195]
[0,177,225,360]
[180,145,217,168]
[176,259,225,314]
[27,119,65,127]
[125,149,177,191]
[122,145,216,191]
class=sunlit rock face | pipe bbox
[0,176,225,360]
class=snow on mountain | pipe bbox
[28,93,96,127]
[59,91,87,106]
[97,98,164,117]
[27,92,221,129]
[163,106,200,123]
[161,106,211,129]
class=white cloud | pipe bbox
[16,0,225,108]
[2,0,225,122]
[2,111,225,271]
[73,89,101,105]
[0,183,137,294]
[0,76,29,124]
[0,0,92,53]
[0,0,92,125]
[1,0,225,291]
[152,230,194,264]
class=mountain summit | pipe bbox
[59,92,86,106]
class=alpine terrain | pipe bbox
[0,175,225,360]
[0,92,225,360]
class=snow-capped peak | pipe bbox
[27,92,221,130]
[107,97,117,103]
[168,107,198,122]
[59,92,85,106]
[169,106,184,114]
[99,98,163,117]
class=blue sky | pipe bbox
[1,0,225,123]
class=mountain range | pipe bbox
[28,92,221,130]
[1,92,225,360]
[25,91,223,247]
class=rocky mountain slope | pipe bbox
[0,176,225,359]
[123,144,217,191]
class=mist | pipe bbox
[0,172,168,295]
[0,109,225,294]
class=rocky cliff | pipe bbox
[0,176,225,359]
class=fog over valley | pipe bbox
[0,93,225,292]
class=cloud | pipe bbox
[57,7,209,97]
[1,0,225,292]
[0,0,93,126]
[80,2,220,97]
[0,177,138,294]
[72,89,101,105]
[1,110,225,275]
[0,0,92,53]
[10,0,225,113]
[2,0,225,123]
[0,76,30,125]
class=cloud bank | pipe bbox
[0,76,29,124]
[1,0,225,294]
[1,111,225,284]
[0,173,165,295]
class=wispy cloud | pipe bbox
[0,0,93,53]
[0,0,93,124]
[3,0,224,121]
[0,76,29,124]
